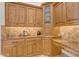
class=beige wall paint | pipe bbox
[0,2,5,54]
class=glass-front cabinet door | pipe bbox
[43,4,53,36]
[44,5,51,26]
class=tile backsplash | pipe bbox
[4,27,42,36]
[60,25,79,42]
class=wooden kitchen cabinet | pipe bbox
[5,2,42,27]
[51,41,61,56]
[65,2,79,25]
[16,39,25,56]
[53,2,79,26]
[27,7,35,27]
[16,5,27,26]
[2,40,17,56]
[42,37,52,56]
[53,2,66,26]
[5,3,17,26]
[24,39,34,56]
[24,37,42,56]
[33,38,42,55]
[42,3,53,36]
[35,9,43,27]
[2,39,25,57]
[5,3,26,26]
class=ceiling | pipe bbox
[23,2,43,6]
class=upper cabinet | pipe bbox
[43,4,52,26]
[44,5,51,25]
[53,2,66,26]
[35,9,43,27]
[5,3,17,26]
[53,2,79,26]
[27,7,35,27]
[42,3,53,36]
[65,2,79,25]
[5,2,43,27]
[16,4,27,26]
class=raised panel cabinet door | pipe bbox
[32,38,42,55]
[66,2,79,25]
[51,41,61,56]
[24,39,34,56]
[66,3,78,20]
[42,37,52,56]
[16,5,27,26]
[53,3,66,26]
[2,40,17,57]
[27,7,35,27]
[16,40,24,57]
[35,9,43,27]
[5,3,17,26]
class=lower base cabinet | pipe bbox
[42,37,52,56]
[2,39,25,57]
[16,40,24,57]
[51,41,62,56]
[2,45,16,57]
[1,37,61,57]
[24,37,42,56]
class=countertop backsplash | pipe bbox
[60,25,79,42]
[4,27,42,37]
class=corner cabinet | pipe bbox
[42,3,53,36]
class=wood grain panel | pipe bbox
[42,37,52,56]
[6,3,16,26]
[27,7,35,27]
[35,9,43,27]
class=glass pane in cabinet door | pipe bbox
[44,5,51,25]
[45,12,51,17]
[44,16,51,24]
[45,5,51,12]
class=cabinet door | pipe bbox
[27,7,35,27]
[35,9,43,27]
[43,37,52,56]
[66,2,79,25]
[24,39,34,56]
[16,5,27,26]
[16,40,24,56]
[24,38,42,56]
[52,41,61,56]
[54,3,66,26]
[5,3,17,26]
[2,40,17,56]
[32,38,42,55]
[5,3,27,26]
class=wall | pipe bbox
[0,2,5,54]
[0,2,5,38]
[60,25,79,42]
[2,27,42,37]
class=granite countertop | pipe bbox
[8,35,61,39]
[53,39,79,56]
